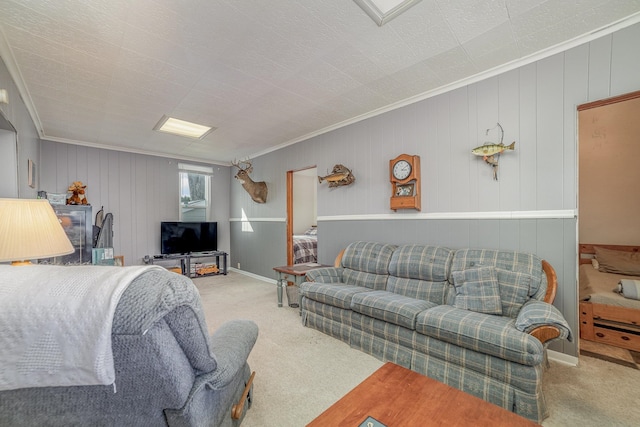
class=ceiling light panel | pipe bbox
[153,116,215,139]
[353,0,423,26]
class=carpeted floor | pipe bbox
[194,271,640,427]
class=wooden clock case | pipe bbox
[389,154,421,211]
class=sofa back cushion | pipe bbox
[387,245,454,304]
[341,241,397,290]
[450,249,547,318]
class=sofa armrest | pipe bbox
[515,300,573,344]
[305,267,343,283]
[207,320,259,389]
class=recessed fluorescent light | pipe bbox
[353,0,422,26]
[153,115,215,139]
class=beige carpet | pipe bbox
[194,272,640,427]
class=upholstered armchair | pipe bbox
[0,266,258,427]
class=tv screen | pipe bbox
[161,222,217,255]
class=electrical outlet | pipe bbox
[237,262,240,269]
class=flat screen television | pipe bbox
[161,221,217,255]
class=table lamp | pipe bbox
[0,198,74,265]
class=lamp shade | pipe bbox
[0,198,74,263]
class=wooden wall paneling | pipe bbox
[497,70,520,211]
[536,54,565,210]
[39,142,55,194]
[466,85,480,211]
[86,147,101,207]
[55,143,69,192]
[146,157,158,255]
[517,219,538,256]
[99,149,110,216]
[475,219,500,249]
[610,24,640,95]
[499,219,520,249]
[587,34,612,102]
[474,77,500,210]
[435,92,452,212]
[563,45,589,211]
[368,117,386,213]
[423,99,439,212]
[449,86,471,213]
[118,152,133,259]
[518,63,538,211]
[562,219,579,356]
[75,145,88,185]
[133,155,147,261]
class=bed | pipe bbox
[293,227,317,264]
[579,243,640,352]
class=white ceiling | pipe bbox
[0,0,639,165]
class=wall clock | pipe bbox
[389,154,421,211]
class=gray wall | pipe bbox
[0,56,40,199]
[39,140,231,266]
[230,22,640,357]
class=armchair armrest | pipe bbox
[305,267,344,283]
[207,320,258,389]
[515,300,573,344]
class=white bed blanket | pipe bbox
[0,264,163,391]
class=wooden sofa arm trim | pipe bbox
[231,371,255,420]
[541,260,557,304]
[334,249,345,268]
[529,325,561,344]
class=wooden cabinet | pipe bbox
[42,205,93,265]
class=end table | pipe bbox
[273,263,330,309]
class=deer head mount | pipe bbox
[232,159,268,204]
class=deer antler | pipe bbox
[231,158,252,171]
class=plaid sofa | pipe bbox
[300,242,572,423]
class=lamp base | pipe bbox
[11,260,32,266]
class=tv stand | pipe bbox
[144,251,227,277]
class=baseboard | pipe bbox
[229,267,277,285]
[548,349,578,366]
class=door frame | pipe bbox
[286,166,317,265]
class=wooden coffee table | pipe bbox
[307,362,539,426]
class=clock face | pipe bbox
[392,160,412,180]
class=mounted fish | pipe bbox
[318,164,355,188]
[471,123,515,181]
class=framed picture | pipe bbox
[28,159,36,188]
[395,183,414,196]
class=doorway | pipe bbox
[577,90,640,363]
[286,166,318,265]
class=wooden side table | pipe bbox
[273,263,330,308]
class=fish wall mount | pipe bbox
[471,123,516,181]
[318,164,355,187]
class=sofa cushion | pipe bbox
[341,241,397,275]
[494,268,533,318]
[388,245,454,282]
[299,282,371,310]
[351,290,437,330]
[451,267,502,315]
[343,269,389,290]
[451,249,546,314]
[386,245,454,304]
[386,277,450,305]
[415,305,543,366]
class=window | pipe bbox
[179,163,212,221]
